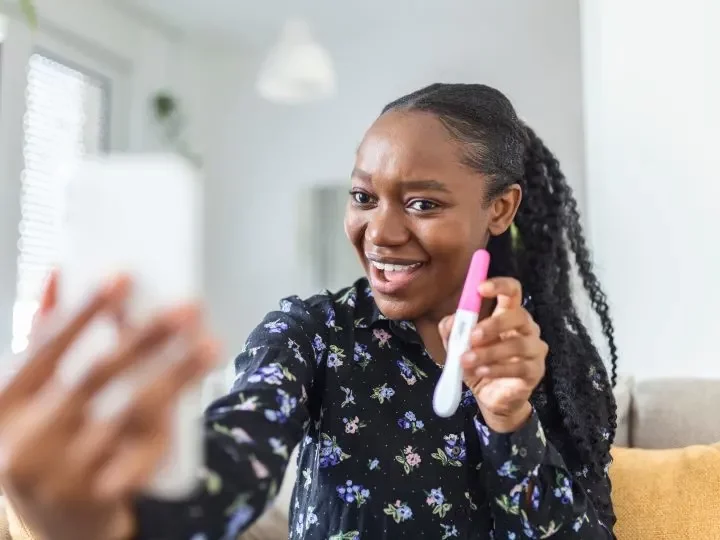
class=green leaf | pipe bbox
[510,222,522,250]
[205,469,222,495]
[431,449,447,465]
[20,0,38,28]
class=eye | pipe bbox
[407,199,439,212]
[349,190,373,205]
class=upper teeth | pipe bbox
[371,261,421,272]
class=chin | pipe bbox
[372,293,428,322]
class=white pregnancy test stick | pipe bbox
[432,249,491,418]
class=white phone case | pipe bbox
[56,153,204,499]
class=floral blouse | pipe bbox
[134,278,615,539]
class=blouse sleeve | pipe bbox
[132,296,326,539]
[474,410,616,538]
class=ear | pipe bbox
[487,185,521,237]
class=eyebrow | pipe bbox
[351,168,450,193]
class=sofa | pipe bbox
[607,377,720,539]
[2,377,719,539]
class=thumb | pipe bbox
[438,314,454,349]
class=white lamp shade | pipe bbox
[256,19,337,105]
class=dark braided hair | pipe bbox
[382,83,618,514]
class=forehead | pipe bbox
[355,110,469,182]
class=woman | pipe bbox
[0,83,618,539]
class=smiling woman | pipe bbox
[126,83,618,539]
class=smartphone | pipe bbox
[56,153,204,499]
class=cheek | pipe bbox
[344,210,365,246]
[417,216,484,259]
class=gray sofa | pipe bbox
[613,376,720,449]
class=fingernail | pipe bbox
[478,282,492,292]
[473,327,484,340]
[476,366,490,376]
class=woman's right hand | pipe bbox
[0,272,219,540]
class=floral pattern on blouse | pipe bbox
[133,278,615,539]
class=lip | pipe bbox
[365,253,427,295]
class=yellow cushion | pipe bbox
[609,443,720,539]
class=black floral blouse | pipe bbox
[134,278,615,539]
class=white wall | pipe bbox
[203,0,588,361]
[581,0,720,378]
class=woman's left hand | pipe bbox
[439,277,548,433]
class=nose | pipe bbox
[366,206,410,247]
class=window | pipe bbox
[11,52,110,353]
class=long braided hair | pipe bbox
[382,83,618,513]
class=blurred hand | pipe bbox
[0,272,218,540]
[439,277,547,433]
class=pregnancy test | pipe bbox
[432,249,491,418]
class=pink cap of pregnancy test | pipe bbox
[457,249,491,314]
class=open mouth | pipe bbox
[366,255,426,295]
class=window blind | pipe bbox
[12,52,109,353]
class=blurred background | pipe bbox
[0,0,718,399]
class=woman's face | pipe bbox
[344,110,519,322]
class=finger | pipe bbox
[46,333,210,501]
[66,305,200,407]
[472,359,544,381]
[438,314,454,349]
[94,412,172,499]
[136,338,218,412]
[120,337,218,436]
[461,337,547,368]
[45,276,131,362]
[38,270,59,317]
[0,277,131,412]
[94,340,218,499]
[0,384,81,490]
[470,308,538,347]
[35,422,118,503]
[478,277,523,310]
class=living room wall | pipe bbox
[581,0,720,378]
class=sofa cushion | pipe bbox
[631,378,720,448]
[612,376,632,447]
[609,442,720,539]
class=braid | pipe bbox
[519,127,618,453]
[524,126,619,388]
[383,83,618,516]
